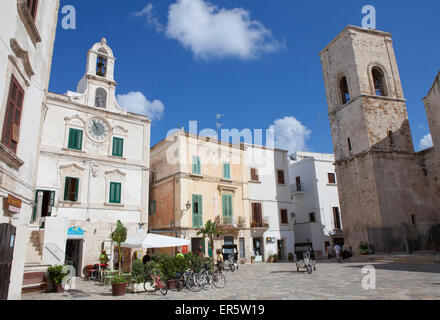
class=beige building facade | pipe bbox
[320,26,440,251]
[0,0,59,299]
[149,131,253,262]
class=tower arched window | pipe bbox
[95,88,107,108]
[339,76,350,105]
[96,55,107,77]
[372,67,387,96]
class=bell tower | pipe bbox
[319,26,432,250]
[74,38,124,113]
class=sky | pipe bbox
[49,0,440,154]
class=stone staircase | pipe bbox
[22,227,49,294]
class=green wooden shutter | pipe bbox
[223,162,231,180]
[192,194,203,228]
[68,129,83,150]
[192,156,201,175]
[110,182,122,204]
[64,178,70,201]
[112,137,124,157]
[222,194,233,224]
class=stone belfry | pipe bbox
[319,26,436,249]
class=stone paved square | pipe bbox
[22,261,440,300]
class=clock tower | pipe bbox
[69,38,127,115]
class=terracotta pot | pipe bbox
[167,279,178,290]
[112,282,128,296]
[54,283,64,293]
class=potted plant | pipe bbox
[47,265,70,293]
[358,242,370,255]
[110,220,128,296]
[288,252,294,262]
[267,253,273,263]
[251,256,255,264]
[130,260,146,293]
[272,254,279,263]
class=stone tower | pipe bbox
[319,26,436,249]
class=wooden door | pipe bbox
[0,224,16,300]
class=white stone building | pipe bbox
[289,152,343,258]
[0,0,59,299]
[245,145,295,262]
[27,38,151,278]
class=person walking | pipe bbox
[334,244,342,263]
[327,244,333,260]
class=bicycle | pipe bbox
[176,269,202,293]
[144,273,168,296]
[196,263,226,289]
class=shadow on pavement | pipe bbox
[344,262,440,274]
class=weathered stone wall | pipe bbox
[424,72,440,151]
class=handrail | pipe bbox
[44,243,66,264]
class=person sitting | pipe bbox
[142,253,151,264]
[216,249,224,270]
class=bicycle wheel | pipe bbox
[158,280,168,295]
[186,274,202,293]
[176,279,185,291]
[212,272,226,289]
[144,279,154,292]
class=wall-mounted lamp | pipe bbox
[181,200,191,215]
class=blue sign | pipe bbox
[67,226,84,239]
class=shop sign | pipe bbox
[3,194,22,215]
[67,226,85,239]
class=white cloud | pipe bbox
[134,4,164,32]
[165,0,283,60]
[267,116,312,155]
[420,134,433,149]
[116,92,164,121]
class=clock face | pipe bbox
[87,118,110,142]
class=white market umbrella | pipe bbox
[121,233,190,249]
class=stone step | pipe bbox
[22,270,48,294]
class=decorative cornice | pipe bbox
[59,163,86,172]
[104,169,126,177]
[0,143,24,171]
[16,0,41,45]
[10,38,34,79]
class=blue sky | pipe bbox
[49,0,440,154]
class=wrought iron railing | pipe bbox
[291,183,305,193]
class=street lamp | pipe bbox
[181,200,191,215]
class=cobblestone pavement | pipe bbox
[23,261,440,300]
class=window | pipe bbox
[192,156,201,175]
[149,201,156,215]
[222,194,233,225]
[223,162,231,180]
[333,207,342,230]
[64,177,79,202]
[95,88,107,108]
[339,76,350,105]
[112,137,124,157]
[26,0,39,20]
[239,238,245,259]
[328,173,336,184]
[109,182,122,204]
[280,209,288,224]
[1,75,24,153]
[372,67,386,96]
[388,131,394,147]
[277,170,285,185]
[251,203,263,228]
[309,212,316,222]
[250,168,259,181]
[96,56,107,77]
[347,137,352,152]
[67,128,83,151]
[192,194,203,228]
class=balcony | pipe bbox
[291,183,305,194]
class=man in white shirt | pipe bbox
[334,244,342,263]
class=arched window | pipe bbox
[339,76,350,105]
[372,67,387,96]
[95,88,107,108]
[96,55,107,77]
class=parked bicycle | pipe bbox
[196,263,226,290]
[176,268,202,293]
[144,272,168,296]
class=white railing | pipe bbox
[44,243,66,264]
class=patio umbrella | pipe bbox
[121,233,190,249]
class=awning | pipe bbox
[121,233,190,249]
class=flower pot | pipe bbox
[54,283,64,293]
[167,279,178,290]
[360,251,369,255]
[112,282,128,296]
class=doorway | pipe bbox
[191,238,205,255]
[277,239,285,261]
[33,190,55,222]
[65,240,82,277]
[0,224,16,300]
[253,238,263,262]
